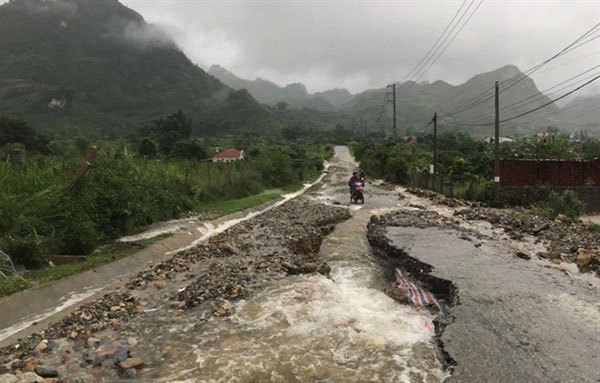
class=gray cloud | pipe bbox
[2,0,598,98]
[121,21,175,48]
[121,0,599,98]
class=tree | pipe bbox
[138,138,157,157]
[171,140,208,160]
[149,109,192,155]
[275,101,288,111]
[0,115,49,153]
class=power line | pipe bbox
[499,24,600,93]
[536,50,600,75]
[458,64,600,124]
[398,0,484,97]
[374,91,389,124]
[500,69,600,114]
[441,74,600,127]
[419,119,434,135]
[399,0,469,84]
[441,22,600,118]
[521,94,599,123]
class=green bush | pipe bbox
[479,182,531,208]
[0,139,331,268]
[138,138,157,157]
[3,233,46,268]
[589,223,600,233]
[539,190,585,221]
[61,218,101,255]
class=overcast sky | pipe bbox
[3,0,599,97]
[119,0,600,97]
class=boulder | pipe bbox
[23,357,36,372]
[86,337,99,348]
[117,358,145,374]
[577,248,592,272]
[33,341,47,354]
[33,366,58,378]
[555,214,569,222]
[127,338,138,348]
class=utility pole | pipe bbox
[387,84,397,136]
[433,113,438,175]
[494,81,500,186]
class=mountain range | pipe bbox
[0,0,282,136]
[211,64,578,136]
[0,0,596,137]
[556,95,600,129]
[208,65,354,111]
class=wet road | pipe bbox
[384,222,600,382]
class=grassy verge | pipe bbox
[198,192,283,217]
[0,170,323,298]
[0,246,138,297]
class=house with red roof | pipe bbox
[212,148,245,162]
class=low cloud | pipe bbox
[121,0,599,95]
[121,22,175,49]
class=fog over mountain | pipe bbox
[115,0,598,100]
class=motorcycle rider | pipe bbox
[359,170,367,185]
[348,171,361,195]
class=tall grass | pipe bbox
[0,143,328,268]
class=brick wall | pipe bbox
[499,159,600,187]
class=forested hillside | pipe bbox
[0,0,230,135]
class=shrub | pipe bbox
[539,190,584,221]
[138,138,157,157]
[61,218,101,255]
[479,182,530,208]
[589,223,600,233]
[3,232,46,268]
[171,140,208,160]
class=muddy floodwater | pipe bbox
[0,147,447,383]
[128,147,447,382]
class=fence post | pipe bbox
[71,146,97,188]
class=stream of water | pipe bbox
[143,147,447,382]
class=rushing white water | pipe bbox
[117,216,200,243]
[155,230,447,382]
[154,192,447,382]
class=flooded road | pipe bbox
[127,146,446,382]
[4,146,597,383]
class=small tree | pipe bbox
[149,109,192,155]
[171,140,208,160]
[138,138,157,157]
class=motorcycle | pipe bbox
[350,181,365,204]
